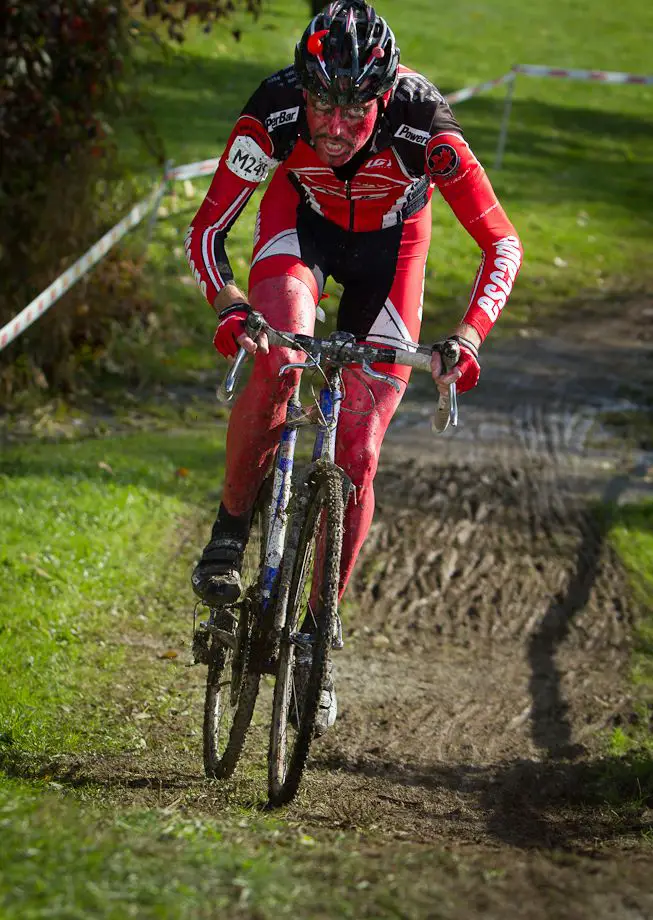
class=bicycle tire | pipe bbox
[203,484,270,780]
[268,461,344,806]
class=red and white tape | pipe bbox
[515,64,653,85]
[168,157,220,182]
[445,71,515,106]
[0,177,168,353]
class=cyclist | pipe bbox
[186,0,522,733]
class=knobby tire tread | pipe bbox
[203,483,271,780]
[268,462,344,806]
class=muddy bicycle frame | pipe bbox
[217,314,460,621]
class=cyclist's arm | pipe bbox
[185,112,278,311]
[426,130,523,343]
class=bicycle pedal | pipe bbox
[192,629,211,665]
[208,627,238,651]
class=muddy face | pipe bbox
[306,94,378,167]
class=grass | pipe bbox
[2,1,653,913]
[0,428,497,917]
[602,501,653,804]
[0,429,225,756]
[0,778,493,920]
[106,0,653,389]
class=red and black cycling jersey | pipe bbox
[186,64,523,341]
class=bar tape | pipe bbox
[0,177,168,353]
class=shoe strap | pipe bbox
[200,536,244,567]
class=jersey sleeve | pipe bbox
[426,131,523,340]
[185,86,280,306]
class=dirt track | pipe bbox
[21,304,653,918]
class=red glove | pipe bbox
[433,335,480,394]
[454,341,481,394]
[213,304,250,358]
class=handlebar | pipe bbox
[216,312,460,433]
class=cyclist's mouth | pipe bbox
[318,137,353,158]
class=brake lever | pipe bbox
[361,361,402,393]
[432,339,460,433]
[216,346,248,403]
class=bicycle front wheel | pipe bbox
[268,462,344,806]
[203,485,269,780]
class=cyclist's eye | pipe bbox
[345,106,366,120]
[314,99,333,114]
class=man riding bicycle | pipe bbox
[186,0,522,733]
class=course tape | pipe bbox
[445,71,515,105]
[168,158,220,181]
[3,62,651,354]
[0,177,168,353]
[515,64,653,85]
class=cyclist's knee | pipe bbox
[337,436,379,496]
[250,345,303,397]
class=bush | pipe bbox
[0,0,261,403]
[0,2,138,399]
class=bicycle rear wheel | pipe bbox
[268,461,344,806]
[203,485,269,780]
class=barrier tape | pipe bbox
[0,175,168,353]
[445,71,515,105]
[3,62,651,354]
[168,158,220,181]
[515,64,653,85]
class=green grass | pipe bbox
[2,2,653,912]
[0,778,493,920]
[603,501,653,803]
[610,501,653,690]
[109,0,653,387]
[0,430,224,756]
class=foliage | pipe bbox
[0,0,261,403]
[131,0,262,42]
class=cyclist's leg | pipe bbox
[221,173,329,517]
[193,172,325,603]
[334,201,433,597]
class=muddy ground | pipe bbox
[19,298,653,918]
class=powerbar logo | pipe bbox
[476,236,522,323]
[265,106,299,132]
[394,123,430,146]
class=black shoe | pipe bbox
[191,535,244,606]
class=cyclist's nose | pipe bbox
[326,109,344,135]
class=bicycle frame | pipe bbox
[260,365,343,611]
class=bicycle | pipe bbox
[193,310,460,806]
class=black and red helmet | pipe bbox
[295,1,400,105]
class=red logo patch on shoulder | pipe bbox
[426,142,460,178]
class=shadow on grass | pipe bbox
[312,749,653,850]
[523,463,651,761]
[449,94,653,221]
[2,743,651,851]
[122,46,653,227]
[120,51,273,171]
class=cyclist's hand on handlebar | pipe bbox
[431,339,480,396]
[235,327,269,357]
[213,304,269,359]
